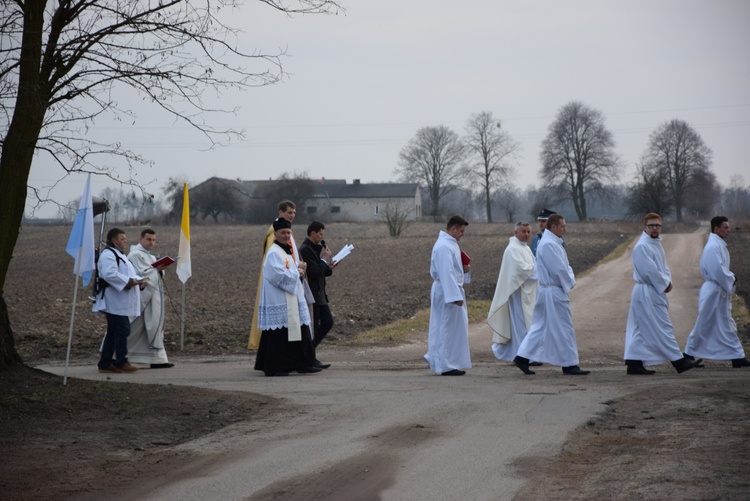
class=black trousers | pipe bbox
[312,304,334,347]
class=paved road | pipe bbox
[41,232,706,501]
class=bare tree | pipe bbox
[641,119,713,222]
[540,101,620,221]
[718,175,750,220]
[626,162,674,218]
[493,184,522,223]
[396,125,466,218]
[380,199,411,237]
[193,183,240,223]
[256,172,316,223]
[162,177,192,225]
[684,168,720,219]
[0,0,342,369]
[464,112,518,222]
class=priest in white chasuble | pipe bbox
[488,221,537,363]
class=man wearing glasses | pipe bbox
[623,213,700,375]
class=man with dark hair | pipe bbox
[684,216,750,368]
[127,228,173,369]
[93,228,146,373]
[514,214,590,376]
[531,208,556,257]
[623,213,699,375]
[300,220,335,369]
[425,215,472,376]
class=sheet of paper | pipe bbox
[332,244,354,264]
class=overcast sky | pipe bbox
[26,0,750,218]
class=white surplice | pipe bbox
[424,231,471,374]
[126,243,169,365]
[488,237,537,361]
[258,243,311,341]
[623,232,683,365]
[516,230,579,367]
[684,233,744,360]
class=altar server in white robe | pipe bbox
[425,216,472,376]
[127,228,173,368]
[513,214,590,375]
[684,216,750,368]
[488,221,537,362]
[623,213,699,375]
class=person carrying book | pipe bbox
[127,228,174,369]
[424,215,472,376]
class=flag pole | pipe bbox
[63,248,83,385]
[180,282,186,350]
[176,182,191,350]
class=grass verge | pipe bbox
[342,299,492,347]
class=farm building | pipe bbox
[190,176,422,223]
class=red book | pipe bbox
[151,256,176,268]
[461,250,471,266]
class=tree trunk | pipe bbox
[0,0,48,369]
[0,296,23,370]
[485,182,492,223]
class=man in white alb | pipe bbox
[684,216,750,368]
[623,213,699,375]
[424,215,472,376]
[513,214,589,376]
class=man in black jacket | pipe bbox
[299,221,336,351]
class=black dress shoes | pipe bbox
[732,358,750,368]
[441,369,466,376]
[627,365,656,375]
[297,366,322,374]
[683,353,705,368]
[265,371,289,377]
[528,361,544,367]
[562,366,590,375]
[513,356,535,375]
[314,361,331,369]
[672,357,697,374]
[150,363,175,369]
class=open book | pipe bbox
[332,244,354,265]
[151,255,176,268]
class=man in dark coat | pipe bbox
[299,221,336,353]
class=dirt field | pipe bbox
[2,221,749,499]
[7,221,633,362]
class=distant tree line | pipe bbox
[57,102,749,226]
[396,102,734,223]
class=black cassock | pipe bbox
[254,325,315,376]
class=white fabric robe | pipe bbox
[623,232,683,365]
[92,246,141,317]
[258,243,311,341]
[424,231,471,374]
[684,233,743,360]
[488,237,537,361]
[126,244,169,364]
[516,230,579,367]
